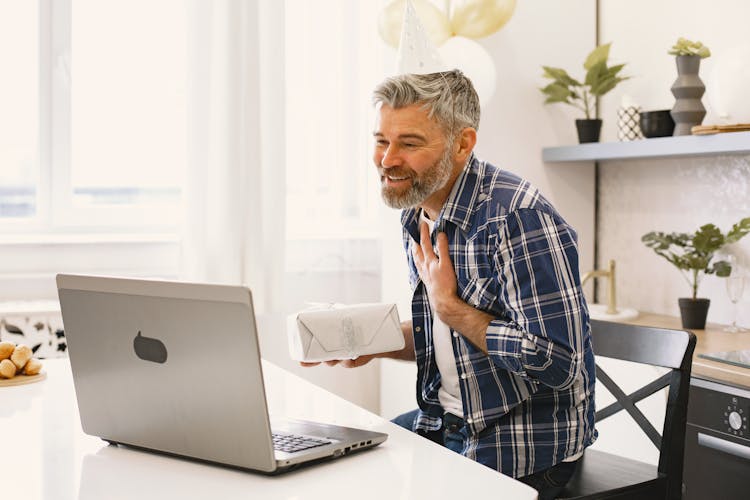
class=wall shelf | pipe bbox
[542,131,750,163]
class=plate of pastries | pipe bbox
[0,341,45,386]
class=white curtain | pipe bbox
[181,0,286,314]
[180,0,388,414]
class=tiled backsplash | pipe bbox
[597,154,750,325]
[0,301,67,358]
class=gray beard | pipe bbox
[379,147,453,210]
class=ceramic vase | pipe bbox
[617,106,643,141]
[670,55,706,136]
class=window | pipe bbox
[0,1,39,221]
[0,0,186,233]
[0,0,186,301]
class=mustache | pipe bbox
[378,166,415,179]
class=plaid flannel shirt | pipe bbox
[402,154,597,478]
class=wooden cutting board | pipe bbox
[0,371,47,387]
[692,123,750,135]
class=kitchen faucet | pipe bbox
[581,259,618,314]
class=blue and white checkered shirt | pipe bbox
[402,154,597,478]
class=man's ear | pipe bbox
[454,127,477,162]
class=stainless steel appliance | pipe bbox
[683,376,750,499]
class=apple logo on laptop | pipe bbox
[133,331,168,364]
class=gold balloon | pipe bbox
[378,0,452,48]
[449,0,517,39]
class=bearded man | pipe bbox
[309,70,597,499]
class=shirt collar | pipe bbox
[401,153,483,240]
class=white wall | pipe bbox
[379,0,598,419]
[478,0,596,273]
[600,0,750,141]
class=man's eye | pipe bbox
[375,139,388,147]
[403,143,417,148]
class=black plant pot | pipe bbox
[678,298,710,329]
[575,119,602,143]
[640,110,675,138]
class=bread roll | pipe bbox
[10,344,33,370]
[0,341,14,360]
[0,358,17,378]
[24,358,43,376]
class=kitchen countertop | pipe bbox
[621,312,750,390]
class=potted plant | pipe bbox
[668,37,711,58]
[540,42,630,143]
[642,217,750,329]
[668,37,711,135]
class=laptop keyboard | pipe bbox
[272,432,332,454]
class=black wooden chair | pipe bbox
[558,320,696,500]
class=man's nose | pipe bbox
[380,145,401,168]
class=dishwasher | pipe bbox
[683,372,750,499]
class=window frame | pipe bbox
[0,0,181,300]
[2,0,184,235]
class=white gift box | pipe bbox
[288,303,404,362]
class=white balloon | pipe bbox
[707,45,750,124]
[438,36,497,105]
[449,0,517,39]
[378,0,452,49]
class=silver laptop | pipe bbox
[56,274,387,474]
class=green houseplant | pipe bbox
[642,217,750,328]
[668,37,711,58]
[540,42,630,143]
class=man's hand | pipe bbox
[299,354,378,369]
[412,221,460,316]
[412,221,493,354]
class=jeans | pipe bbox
[516,459,578,500]
[391,409,579,500]
[392,408,466,455]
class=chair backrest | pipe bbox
[590,319,696,500]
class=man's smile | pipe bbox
[379,166,415,186]
[382,174,412,187]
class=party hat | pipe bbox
[396,0,447,74]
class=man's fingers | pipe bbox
[419,221,436,260]
[340,356,374,368]
[302,356,377,368]
[436,232,451,266]
[412,238,424,265]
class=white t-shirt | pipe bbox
[420,210,463,418]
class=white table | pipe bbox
[1,359,537,500]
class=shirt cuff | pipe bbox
[485,318,527,376]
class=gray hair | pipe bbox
[371,69,481,139]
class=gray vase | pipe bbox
[670,55,706,136]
